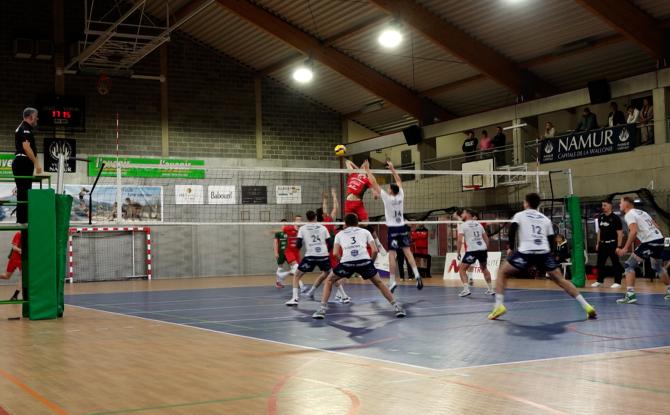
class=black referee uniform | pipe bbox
[596,212,624,284]
[13,120,37,223]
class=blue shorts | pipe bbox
[388,225,411,251]
[462,250,488,266]
[333,259,378,279]
[298,256,331,273]
[508,252,559,273]
[634,239,665,260]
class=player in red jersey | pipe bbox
[1,231,22,301]
[282,215,310,293]
[344,159,378,223]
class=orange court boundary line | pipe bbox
[0,368,69,415]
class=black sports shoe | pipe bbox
[416,277,424,290]
[9,290,20,301]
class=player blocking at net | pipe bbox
[489,193,597,320]
[365,161,423,291]
[456,209,494,297]
[312,213,406,319]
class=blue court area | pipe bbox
[65,284,670,370]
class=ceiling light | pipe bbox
[292,62,313,84]
[378,27,402,48]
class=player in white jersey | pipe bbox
[456,209,494,297]
[365,161,423,291]
[285,210,331,306]
[312,213,406,319]
[615,196,670,304]
[488,193,597,320]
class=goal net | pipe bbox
[63,160,572,281]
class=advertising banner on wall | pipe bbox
[63,185,163,222]
[208,185,236,204]
[175,185,204,205]
[276,185,302,204]
[88,156,205,179]
[539,124,636,164]
[443,252,501,280]
[0,154,14,178]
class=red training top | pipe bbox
[282,225,299,250]
[322,215,336,235]
[9,232,21,262]
[412,229,429,255]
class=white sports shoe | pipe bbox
[285,298,299,306]
[459,288,471,297]
[591,282,602,287]
[300,284,310,294]
[338,296,351,304]
[610,283,621,288]
[389,282,398,293]
[484,289,496,296]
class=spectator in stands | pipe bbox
[640,98,654,144]
[626,105,640,124]
[575,107,598,131]
[462,130,478,162]
[492,126,507,166]
[608,102,626,127]
[543,121,556,138]
[479,130,493,159]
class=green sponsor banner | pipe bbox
[88,156,205,179]
[0,154,15,178]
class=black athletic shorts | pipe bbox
[298,256,331,273]
[462,250,488,266]
[388,225,411,250]
[634,239,665,260]
[508,252,559,273]
[333,259,378,279]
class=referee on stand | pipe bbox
[592,199,624,288]
[13,108,43,224]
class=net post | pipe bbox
[566,168,574,195]
[566,195,586,287]
[56,153,65,194]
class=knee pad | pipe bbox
[651,257,665,274]
[624,256,641,273]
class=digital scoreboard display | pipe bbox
[37,95,85,130]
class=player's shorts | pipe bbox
[344,200,368,222]
[507,251,559,273]
[461,250,488,267]
[6,258,21,273]
[333,259,378,279]
[634,239,665,259]
[284,249,301,265]
[298,256,331,273]
[387,225,411,250]
[276,253,287,266]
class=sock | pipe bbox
[276,267,284,278]
[292,287,299,300]
[462,282,470,290]
[575,294,589,310]
[390,273,396,284]
[495,294,504,307]
[485,281,492,290]
[337,285,348,298]
[390,300,397,306]
[412,266,421,279]
[627,287,635,293]
[299,280,305,289]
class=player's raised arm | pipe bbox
[330,187,339,219]
[363,161,381,195]
[387,161,403,189]
[344,159,358,171]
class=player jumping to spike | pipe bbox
[488,193,597,320]
[365,161,423,291]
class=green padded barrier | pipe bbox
[566,195,586,288]
[55,194,73,317]
[25,189,58,320]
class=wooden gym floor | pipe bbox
[0,276,669,415]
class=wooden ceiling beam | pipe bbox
[215,0,453,122]
[574,0,668,60]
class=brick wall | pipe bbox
[0,2,342,160]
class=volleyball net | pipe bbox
[64,162,577,282]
